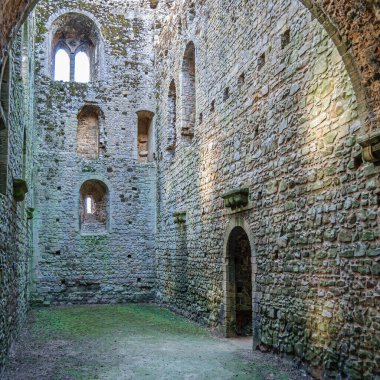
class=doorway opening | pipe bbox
[226,226,252,337]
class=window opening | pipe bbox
[51,13,102,83]
[74,51,90,83]
[181,42,196,138]
[137,110,154,163]
[86,196,94,214]
[80,180,108,233]
[54,49,70,82]
[167,80,177,151]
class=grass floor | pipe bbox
[3,304,308,380]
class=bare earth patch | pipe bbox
[3,305,312,380]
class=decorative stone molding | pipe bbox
[13,179,28,202]
[173,211,187,224]
[357,130,380,163]
[222,188,249,210]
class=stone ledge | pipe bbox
[357,129,380,163]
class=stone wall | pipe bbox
[31,0,165,304]
[154,0,379,378]
[1,0,379,130]
[0,16,35,371]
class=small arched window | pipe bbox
[80,180,108,233]
[181,42,196,139]
[54,48,70,82]
[137,110,154,163]
[74,51,90,83]
[167,80,177,151]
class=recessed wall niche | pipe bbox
[137,110,154,163]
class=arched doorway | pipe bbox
[225,226,252,337]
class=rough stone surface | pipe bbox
[0,19,35,371]
[154,1,379,378]
[31,0,161,305]
[1,0,379,128]
[0,0,379,378]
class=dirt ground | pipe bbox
[2,304,311,380]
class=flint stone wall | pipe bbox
[154,0,380,378]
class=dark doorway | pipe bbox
[227,227,252,336]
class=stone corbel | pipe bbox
[27,207,35,220]
[357,130,380,163]
[181,126,194,137]
[173,211,187,224]
[13,179,28,202]
[222,188,249,210]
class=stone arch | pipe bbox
[223,216,258,340]
[181,41,196,139]
[167,79,177,152]
[136,110,155,162]
[1,0,377,129]
[79,179,109,234]
[297,0,372,132]
[47,10,104,82]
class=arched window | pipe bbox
[77,105,103,159]
[54,48,70,82]
[74,51,90,83]
[137,110,154,163]
[181,42,196,138]
[0,57,10,195]
[51,13,102,83]
[167,80,177,151]
[80,180,108,233]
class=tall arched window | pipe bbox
[54,48,70,82]
[51,13,102,83]
[167,80,177,151]
[137,110,154,163]
[0,57,10,195]
[181,42,196,138]
[74,51,90,83]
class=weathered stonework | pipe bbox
[1,0,379,129]
[31,0,162,305]
[0,17,35,371]
[0,0,379,378]
[154,1,379,378]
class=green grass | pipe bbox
[32,304,208,341]
[3,304,299,380]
